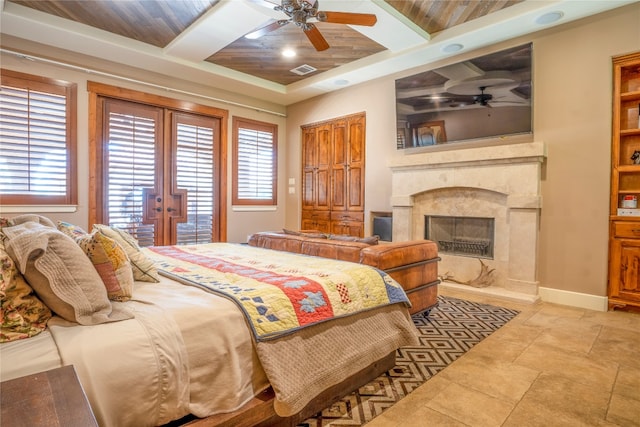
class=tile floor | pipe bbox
[367,287,640,427]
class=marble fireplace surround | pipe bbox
[388,141,545,302]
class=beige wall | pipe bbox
[285,3,640,298]
[0,43,288,243]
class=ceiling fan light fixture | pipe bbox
[282,48,296,58]
[248,0,378,51]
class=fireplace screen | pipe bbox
[425,215,494,258]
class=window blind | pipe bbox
[0,84,68,197]
[106,111,157,247]
[233,117,277,206]
[175,121,214,245]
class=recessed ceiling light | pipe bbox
[441,43,464,53]
[334,79,349,86]
[536,11,564,25]
[282,48,296,58]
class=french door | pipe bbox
[92,94,223,246]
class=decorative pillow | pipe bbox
[328,234,380,245]
[0,244,52,342]
[9,214,56,228]
[282,228,328,239]
[3,221,133,325]
[58,221,134,302]
[56,221,88,239]
[92,224,159,283]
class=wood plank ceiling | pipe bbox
[7,0,523,86]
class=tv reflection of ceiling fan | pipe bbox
[442,69,529,108]
[246,0,377,51]
[473,87,493,107]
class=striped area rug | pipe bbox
[299,295,520,426]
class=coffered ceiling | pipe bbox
[0,0,634,106]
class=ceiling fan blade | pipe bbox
[304,24,330,51]
[317,11,377,26]
[245,20,289,39]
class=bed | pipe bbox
[0,216,419,427]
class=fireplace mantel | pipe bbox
[388,140,546,300]
[389,140,545,171]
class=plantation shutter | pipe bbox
[104,101,160,247]
[0,71,76,204]
[233,118,277,205]
[174,113,216,245]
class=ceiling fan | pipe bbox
[245,0,377,51]
[474,87,493,107]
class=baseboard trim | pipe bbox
[538,287,608,312]
[439,281,540,304]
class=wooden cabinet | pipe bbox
[330,211,365,236]
[302,113,366,237]
[608,51,640,311]
[301,211,331,233]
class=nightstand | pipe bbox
[1,365,98,426]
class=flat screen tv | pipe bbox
[395,43,532,148]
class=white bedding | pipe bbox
[0,276,270,427]
[1,262,418,426]
[0,330,61,380]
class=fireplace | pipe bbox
[388,141,545,299]
[426,215,494,258]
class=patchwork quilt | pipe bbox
[145,243,410,341]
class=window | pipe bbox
[0,69,77,205]
[232,117,277,206]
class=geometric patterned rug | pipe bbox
[298,295,520,426]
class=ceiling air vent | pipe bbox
[290,64,317,76]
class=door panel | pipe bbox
[331,120,347,211]
[173,112,218,245]
[316,124,331,211]
[103,100,162,246]
[302,127,316,211]
[617,239,640,302]
[347,115,365,211]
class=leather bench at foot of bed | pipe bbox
[360,240,440,314]
[248,232,441,314]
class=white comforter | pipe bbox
[1,268,419,425]
[1,276,270,427]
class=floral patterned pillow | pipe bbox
[58,221,134,301]
[92,224,159,283]
[0,245,52,342]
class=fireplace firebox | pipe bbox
[425,215,494,258]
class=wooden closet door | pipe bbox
[346,114,365,212]
[331,119,347,211]
[302,124,331,211]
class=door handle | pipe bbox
[155,207,162,212]
[167,207,175,212]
